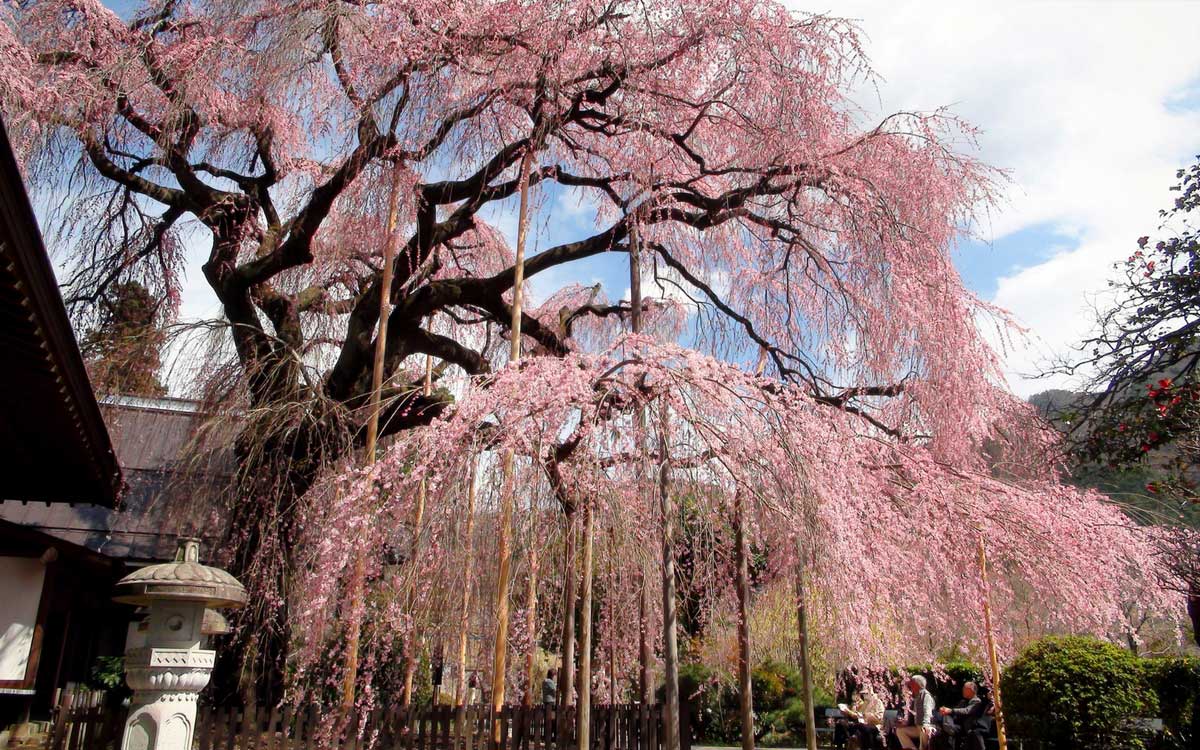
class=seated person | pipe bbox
[937,682,986,750]
[840,689,886,749]
[896,676,936,750]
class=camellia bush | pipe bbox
[1003,636,1157,747]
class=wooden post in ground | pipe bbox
[575,500,596,750]
[658,408,680,750]
[977,535,1008,750]
[608,525,617,708]
[342,158,406,710]
[556,512,579,747]
[794,538,816,750]
[402,354,433,706]
[734,492,754,750]
[455,457,479,747]
[523,494,540,708]
[491,146,535,744]
[629,220,654,707]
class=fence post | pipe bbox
[48,688,74,750]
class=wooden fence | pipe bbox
[46,693,691,750]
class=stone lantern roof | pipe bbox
[113,538,247,609]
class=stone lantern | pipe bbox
[113,538,246,750]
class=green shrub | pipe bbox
[1145,656,1200,745]
[751,660,801,712]
[1002,636,1157,747]
[88,655,126,691]
[676,662,738,743]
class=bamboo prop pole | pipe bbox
[341,158,406,710]
[523,493,540,707]
[629,219,654,705]
[556,512,579,744]
[608,525,617,708]
[794,537,816,750]
[490,146,536,741]
[734,491,754,750]
[977,534,1009,750]
[455,457,479,744]
[401,354,434,706]
[576,499,596,750]
[658,406,681,750]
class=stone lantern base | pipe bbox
[121,647,216,750]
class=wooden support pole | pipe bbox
[608,526,617,708]
[402,354,434,706]
[734,492,754,750]
[630,221,654,706]
[576,500,596,750]
[658,408,680,750]
[342,158,406,710]
[977,535,1008,750]
[455,456,479,743]
[556,512,579,745]
[523,494,540,708]
[794,538,816,750]
[491,146,535,742]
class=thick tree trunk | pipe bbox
[557,511,579,745]
[576,501,596,750]
[659,412,680,750]
[734,493,754,750]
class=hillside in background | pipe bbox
[1029,389,1200,527]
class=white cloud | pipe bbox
[787,0,1200,395]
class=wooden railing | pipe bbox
[46,692,691,750]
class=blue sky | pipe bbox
[110,0,1200,397]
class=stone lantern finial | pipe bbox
[113,538,245,750]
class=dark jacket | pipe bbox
[946,696,985,732]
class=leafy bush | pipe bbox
[88,656,125,691]
[680,659,826,745]
[676,662,738,743]
[1145,656,1200,746]
[752,660,801,712]
[1002,636,1157,747]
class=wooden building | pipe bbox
[0,113,125,735]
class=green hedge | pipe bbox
[1002,636,1157,747]
[1145,656,1200,746]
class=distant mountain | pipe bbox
[1028,388,1086,421]
[1026,389,1198,526]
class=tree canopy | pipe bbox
[0,0,1185,715]
[81,279,168,397]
